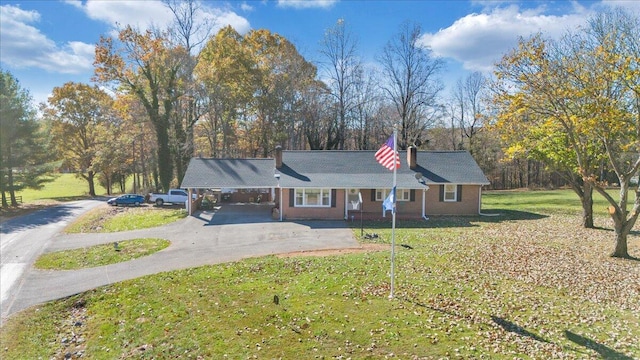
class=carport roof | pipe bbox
[181,158,277,188]
[181,150,489,190]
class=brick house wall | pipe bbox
[281,188,346,220]
[280,185,482,220]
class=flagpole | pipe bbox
[390,127,398,299]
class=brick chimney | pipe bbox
[407,146,417,170]
[275,145,283,169]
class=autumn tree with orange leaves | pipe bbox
[44,82,118,197]
[492,9,639,258]
[94,26,190,192]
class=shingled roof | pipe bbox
[181,150,489,189]
[278,150,488,189]
[181,158,277,189]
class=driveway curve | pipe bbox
[4,204,358,318]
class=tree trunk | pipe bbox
[153,117,173,192]
[580,181,594,229]
[7,160,17,207]
[106,177,112,196]
[611,229,629,258]
[6,145,18,207]
[608,204,637,259]
[88,171,96,197]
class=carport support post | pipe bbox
[188,188,193,215]
[279,187,283,221]
[275,173,283,222]
[360,203,363,237]
[422,188,426,218]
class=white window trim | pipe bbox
[375,188,410,202]
[443,184,457,202]
[295,188,331,207]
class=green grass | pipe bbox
[65,206,187,233]
[34,238,170,270]
[1,189,638,359]
[483,188,617,216]
[17,173,111,202]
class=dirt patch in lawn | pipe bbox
[277,243,389,258]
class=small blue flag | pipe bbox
[383,186,396,214]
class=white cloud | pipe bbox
[602,0,640,13]
[276,0,337,9]
[63,0,83,10]
[74,0,250,37]
[419,4,590,72]
[206,6,251,34]
[81,0,175,30]
[0,4,94,74]
[240,2,254,12]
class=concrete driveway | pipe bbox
[4,204,358,318]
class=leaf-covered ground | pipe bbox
[408,214,640,358]
[1,212,638,359]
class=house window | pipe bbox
[375,189,410,201]
[443,184,457,202]
[295,188,331,207]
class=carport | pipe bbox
[180,158,280,219]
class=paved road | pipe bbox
[0,200,105,321]
[1,202,358,322]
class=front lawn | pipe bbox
[1,194,638,359]
[34,238,171,270]
[64,205,187,233]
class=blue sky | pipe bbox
[1,0,639,106]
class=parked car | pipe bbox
[107,194,145,207]
[148,189,194,206]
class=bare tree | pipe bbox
[351,67,385,150]
[453,71,488,154]
[378,21,444,149]
[319,19,362,150]
[164,0,215,54]
[300,81,334,150]
[163,0,217,181]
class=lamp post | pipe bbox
[274,173,282,221]
[415,173,430,220]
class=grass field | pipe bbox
[0,173,135,219]
[34,238,171,270]
[64,205,187,233]
[17,173,111,203]
[1,186,638,359]
[483,188,617,216]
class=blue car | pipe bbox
[107,194,145,207]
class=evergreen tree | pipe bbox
[0,70,51,207]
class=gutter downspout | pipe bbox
[279,187,283,222]
[422,186,430,221]
[187,188,193,216]
[478,185,482,215]
[477,185,499,217]
[344,189,348,220]
[278,186,284,222]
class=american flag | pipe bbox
[375,135,400,170]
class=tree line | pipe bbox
[1,3,637,257]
